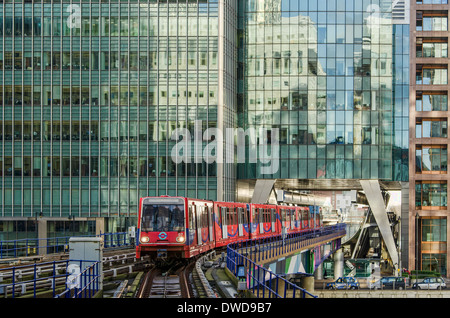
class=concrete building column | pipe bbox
[315,262,324,280]
[300,276,315,298]
[37,218,47,256]
[95,217,105,236]
[334,248,344,279]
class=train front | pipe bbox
[136,196,187,260]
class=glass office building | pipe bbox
[0,0,237,236]
[237,0,409,183]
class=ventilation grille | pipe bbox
[391,0,410,24]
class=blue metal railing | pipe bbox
[0,232,133,259]
[0,259,101,298]
[55,261,101,298]
[227,224,346,298]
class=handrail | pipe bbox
[0,259,101,299]
[55,261,101,298]
[0,232,132,260]
[227,224,346,298]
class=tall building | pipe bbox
[0,0,237,239]
[237,0,409,184]
[234,0,412,274]
[410,0,449,276]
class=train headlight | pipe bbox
[140,236,150,243]
[176,234,185,243]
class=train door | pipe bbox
[314,207,318,228]
[302,207,309,230]
[295,208,300,230]
[220,206,228,239]
[196,205,202,244]
[238,207,244,237]
[280,208,286,233]
[201,205,211,243]
[292,209,296,230]
[319,207,323,228]
[271,208,276,233]
[290,209,295,231]
[208,205,214,242]
[259,208,264,234]
[188,204,196,245]
[250,206,257,236]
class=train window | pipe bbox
[242,207,248,224]
[201,206,208,229]
[220,206,227,226]
[252,208,257,223]
[197,205,206,243]
[302,208,308,224]
[237,208,242,225]
[229,207,235,226]
[141,203,184,232]
[195,206,201,243]
[190,205,196,234]
[271,209,276,232]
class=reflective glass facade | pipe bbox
[0,0,410,230]
[237,0,409,182]
[0,0,235,219]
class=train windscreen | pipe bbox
[141,204,184,232]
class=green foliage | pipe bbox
[409,270,441,279]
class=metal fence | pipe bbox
[0,232,132,259]
[55,260,101,298]
[0,259,101,298]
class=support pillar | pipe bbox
[37,218,47,256]
[360,180,399,275]
[334,248,344,279]
[300,276,315,298]
[95,217,105,236]
[315,262,324,280]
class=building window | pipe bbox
[416,38,448,58]
[416,118,448,138]
[416,145,448,174]
[416,92,448,111]
[415,181,447,209]
[416,65,448,85]
[416,12,448,31]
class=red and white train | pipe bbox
[136,196,323,260]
